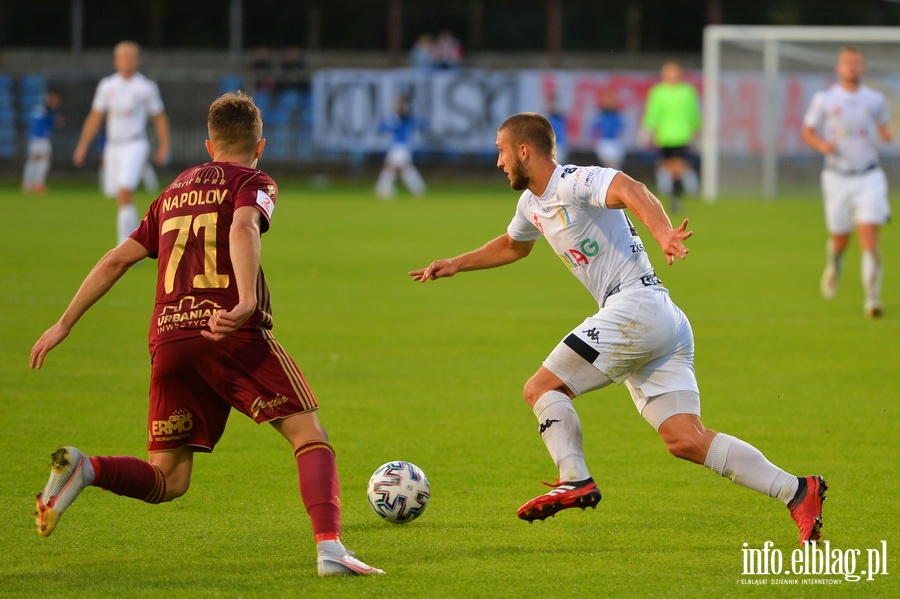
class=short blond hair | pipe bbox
[208,92,263,155]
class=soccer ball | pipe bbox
[366,461,430,523]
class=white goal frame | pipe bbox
[702,25,900,201]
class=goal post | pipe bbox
[702,25,900,201]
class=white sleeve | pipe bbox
[564,166,619,209]
[90,78,110,112]
[506,194,542,242]
[802,92,824,129]
[146,80,165,116]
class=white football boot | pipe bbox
[35,446,93,537]
[317,540,384,576]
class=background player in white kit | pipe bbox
[73,41,170,244]
[802,47,892,318]
[410,112,826,545]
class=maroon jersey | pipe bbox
[131,162,277,351]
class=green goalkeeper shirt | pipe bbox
[642,81,701,148]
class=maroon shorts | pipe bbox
[147,331,318,452]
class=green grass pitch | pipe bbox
[1,178,898,597]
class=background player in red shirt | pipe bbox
[30,92,383,577]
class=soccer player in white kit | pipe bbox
[73,41,170,245]
[410,112,826,545]
[802,47,892,318]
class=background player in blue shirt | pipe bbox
[375,96,427,199]
[546,96,569,164]
[22,89,63,194]
[592,88,625,170]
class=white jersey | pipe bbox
[803,84,890,173]
[91,72,165,143]
[507,165,657,307]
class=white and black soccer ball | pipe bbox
[366,461,430,523]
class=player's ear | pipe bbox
[518,143,529,161]
[255,138,266,159]
[205,139,215,159]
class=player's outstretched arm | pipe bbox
[72,110,104,167]
[203,206,261,342]
[409,234,535,282]
[153,112,171,167]
[30,239,149,369]
[605,172,692,266]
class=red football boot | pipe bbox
[517,478,601,522]
[788,475,828,545]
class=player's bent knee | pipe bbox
[522,377,554,406]
[160,474,191,502]
[522,367,574,406]
[663,437,702,461]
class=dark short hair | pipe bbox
[207,91,262,155]
[499,112,556,159]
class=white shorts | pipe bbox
[821,168,890,234]
[595,140,625,169]
[27,137,52,158]
[384,144,413,168]
[102,139,150,198]
[543,286,699,421]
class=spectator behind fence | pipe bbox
[251,46,276,95]
[410,34,435,69]
[431,30,463,69]
[280,46,309,95]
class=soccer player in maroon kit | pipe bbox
[30,92,383,577]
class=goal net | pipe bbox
[701,26,900,200]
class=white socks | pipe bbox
[80,452,96,486]
[117,204,138,245]
[862,250,882,305]
[400,166,426,196]
[23,155,51,188]
[376,167,426,197]
[703,433,799,504]
[532,391,590,482]
[826,239,845,275]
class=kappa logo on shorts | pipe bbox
[581,327,601,343]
